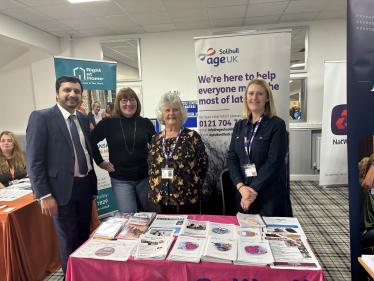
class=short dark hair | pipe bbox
[56,75,83,93]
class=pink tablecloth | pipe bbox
[66,215,327,281]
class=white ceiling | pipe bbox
[0,0,347,38]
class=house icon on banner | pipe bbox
[73,67,85,80]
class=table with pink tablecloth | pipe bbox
[66,214,327,281]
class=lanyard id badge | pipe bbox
[161,127,183,179]
[161,168,174,179]
[244,164,257,177]
[243,113,264,178]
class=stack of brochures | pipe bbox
[148,215,188,236]
[167,236,206,263]
[113,212,134,220]
[233,225,263,241]
[237,212,266,228]
[235,239,274,267]
[72,238,138,262]
[207,222,235,239]
[180,219,210,237]
[362,255,374,272]
[133,212,157,222]
[92,217,128,239]
[145,227,176,237]
[262,216,306,238]
[116,215,151,240]
[201,236,237,264]
[134,234,174,260]
[266,237,321,270]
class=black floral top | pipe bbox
[148,128,209,206]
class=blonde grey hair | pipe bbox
[156,92,187,126]
[359,157,369,174]
[92,101,100,108]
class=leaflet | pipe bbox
[92,218,127,239]
[207,222,235,239]
[202,236,237,263]
[0,189,32,201]
[180,220,209,237]
[263,226,304,239]
[167,236,206,263]
[235,238,274,266]
[134,234,173,260]
[149,215,188,235]
[266,237,321,270]
[237,212,266,228]
[116,224,148,240]
[233,225,263,241]
[262,216,306,238]
[72,239,137,261]
[145,227,176,237]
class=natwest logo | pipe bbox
[198,48,238,67]
[331,104,347,135]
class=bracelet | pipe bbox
[238,184,244,191]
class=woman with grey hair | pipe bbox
[147,92,208,214]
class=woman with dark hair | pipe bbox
[90,88,156,213]
[0,131,27,188]
[102,102,114,118]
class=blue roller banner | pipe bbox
[54,56,117,217]
[347,1,374,280]
[54,57,116,90]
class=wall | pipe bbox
[0,18,346,151]
[69,19,346,124]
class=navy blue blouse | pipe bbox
[227,115,292,217]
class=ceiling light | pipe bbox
[68,0,109,3]
[289,80,293,83]
[291,63,305,68]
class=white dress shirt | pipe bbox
[92,110,102,124]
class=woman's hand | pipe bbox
[0,182,5,189]
[239,186,258,211]
[99,161,115,172]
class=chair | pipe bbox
[220,169,237,216]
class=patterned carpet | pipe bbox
[290,181,351,281]
[43,180,351,281]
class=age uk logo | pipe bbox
[198,48,216,61]
[331,104,347,135]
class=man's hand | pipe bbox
[41,196,58,217]
[99,161,115,172]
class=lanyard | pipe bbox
[162,127,184,167]
[244,113,264,163]
[5,160,15,179]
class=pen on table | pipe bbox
[244,218,258,225]
[93,237,116,241]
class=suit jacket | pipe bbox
[87,112,97,128]
[26,104,98,206]
[227,116,292,217]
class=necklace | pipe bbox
[119,118,136,155]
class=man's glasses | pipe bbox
[120,98,137,104]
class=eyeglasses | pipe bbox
[120,98,137,104]
[0,139,13,143]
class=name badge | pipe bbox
[161,168,174,179]
[243,164,257,177]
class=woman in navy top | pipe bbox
[227,78,292,217]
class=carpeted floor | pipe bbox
[290,180,351,281]
[43,180,351,281]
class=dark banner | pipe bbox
[347,1,374,280]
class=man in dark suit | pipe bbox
[26,75,98,276]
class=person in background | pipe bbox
[294,106,301,119]
[76,100,87,114]
[102,102,113,118]
[147,92,209,215]
[360,154,374,251]
[360,157,369,185]
[90,88,155,213]
[26,75,98,276]
[0,131,27,189]
[88,101,102,128]
[227,78,292,217]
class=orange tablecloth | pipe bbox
[0,194,100,281]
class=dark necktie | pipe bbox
[69,115,88,176]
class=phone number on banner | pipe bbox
[200,119,241,127]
